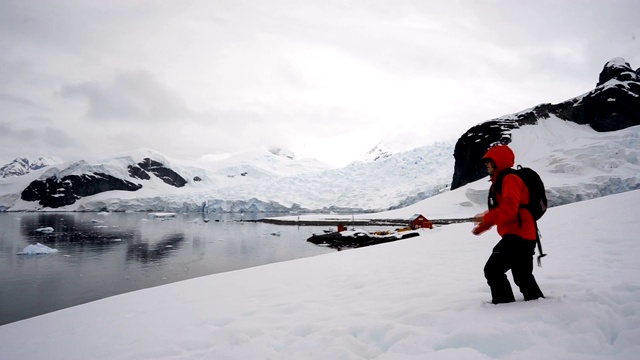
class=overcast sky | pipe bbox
[1,0,638,166]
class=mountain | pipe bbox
[0,143,455,212]
[452,57,640,190]
[361,127,441,162]
[0,156,60,178]
[1,58,638,213]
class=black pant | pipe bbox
[484,235,544,304]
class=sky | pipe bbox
[0,0,638,166]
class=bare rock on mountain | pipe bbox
[21,172,142,208]
[128,158,187,187]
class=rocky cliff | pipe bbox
[451,58,640,190]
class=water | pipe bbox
[0,212,336,326]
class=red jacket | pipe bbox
[476,145,537,240]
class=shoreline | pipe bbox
[248,217,474,227]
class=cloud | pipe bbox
[0,121,78,162]
[0,93,40,108]
[0,0,638,166]
[60,70,193,122]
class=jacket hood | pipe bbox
[482,145,515,173]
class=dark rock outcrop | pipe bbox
[21,172,142,208]
[451,58,640,190]
[128,158,187,188]
[570,58,640,132]
[128,165,151,180]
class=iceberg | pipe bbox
[148,212,177,218]
[17,243,59,255]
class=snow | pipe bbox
[16,243,59,255]
[1,188,639,359]
[606,57,630,68]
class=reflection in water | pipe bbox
[19,214,192,266]
[127,233,185,264]
[1,212,336,325]
[21,213,135,245]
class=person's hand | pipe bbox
[472,222,491,235]
[472,213,491,235]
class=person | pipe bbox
[472,144,544,304]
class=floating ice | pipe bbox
[148,212,177,218]
[17,243,59,255]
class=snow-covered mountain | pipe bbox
[0,156,60,178]
[361,127,443,162]
[0,142,455,212]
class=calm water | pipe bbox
[0,212,336,325]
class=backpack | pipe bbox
[492,166,548,220]
[489,165,548,266]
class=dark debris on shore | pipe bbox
[246,217,474,227]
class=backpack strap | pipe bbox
[488,168,515,210]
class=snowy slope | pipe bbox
[1,188,639,359]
